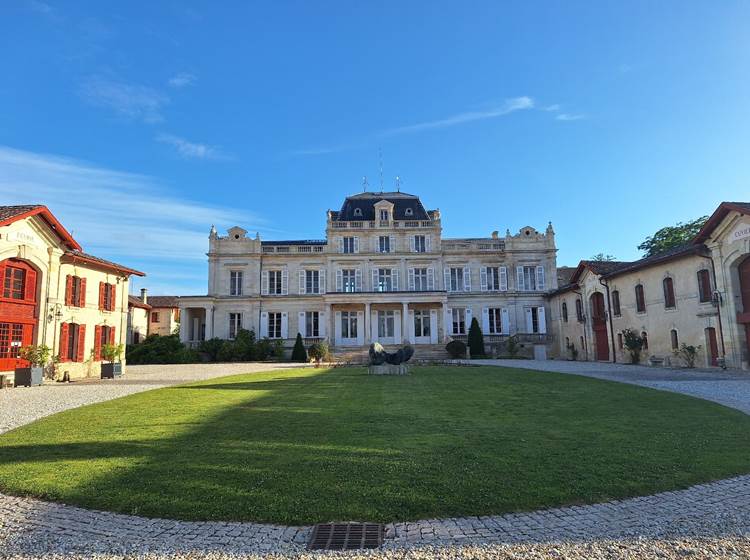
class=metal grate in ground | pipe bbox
[307,522,384,550]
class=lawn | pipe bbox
[1,365,750,525]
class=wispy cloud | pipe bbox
[27,0,53,15]
[0,146,270,294]
[380,96,535,136]
[156,133,231,160]
[79,76,169,123]
[542,104,560,112]
[168,72,197,88]
[555,113,585,121]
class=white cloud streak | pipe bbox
[79,76,169,123]
[0,146,270,293]
[168,72,197,88]
[156,134,230,160]
[555,113,585,121]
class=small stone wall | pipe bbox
[368,364,411,375]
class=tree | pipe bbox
[590,253,617,262]
[637,215,708,257]
[622,328,644,364]
[291,333,307,362]
[467,317,485,358]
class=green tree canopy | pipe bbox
[590,253,617,261]
[637,215,708,257]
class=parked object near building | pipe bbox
[0,205,144,382]
[179,191,557,360]
[548,201,750,370]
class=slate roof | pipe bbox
[144,296,179,308]
[334,192,431,221]
[63,250,145,277]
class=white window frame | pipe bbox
[229,312,242,339]
[267,270,285,295]
[378,236,391,253]
[304,269,320,294]
[267,312,283,339]
[342,236,358,254]
[377,310,395,338]
[413,235,426,253]
[376,268,393,292]
[305,311,319,338]
[414,309,431,338]
[487,308,502,334]
[451,308,466,335]
[229,270,243,296]
[340,310,358,339]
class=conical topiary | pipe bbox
[291,332,307,363]
[467,316,485,358]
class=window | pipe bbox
[65,275,85,307]
[449,267,464,292]
[405,208,413,216]
[451,308,466,335]
[414,310,430,338]
[341,311,358,339]
[618,332,624,349]
[376,268,392,292]
[59,322,84,362]
[341,269,357,292]
[379,209,389,221]
[488,308,502,334]
[378,236,391,253]
[229,313,242,339]
[663,277,675,309]
[151,312,159,323]
[413,235,426,253]
[517,265,545,291]
[2,266,25,299]
[611,290,621,316]
[697,269,712,302]
[305,311,319,338]
[671,329,679,350]
[305,270,320,294]
[342,236,357,254]
[268,312,282,339]
[561,302,568,322]
[378,310,395,338]
[353,208,362,217]
[575,299,583,322]
[485,267,501,291]
[268,270,283,295]
[641,331,649,350]
[412,268,429,291]
[99,282,115,311]
[530,307,540,333]
[635,284,646,313]
[230,271,243,296]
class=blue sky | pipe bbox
[1,1,748,295]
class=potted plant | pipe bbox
[15,345,51,387]
[100,343,125,379]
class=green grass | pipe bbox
[1,365,750,525]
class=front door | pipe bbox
[740,256,750,359]
[0,259,38,371]
[414,310,431,344]
[705,327,719,366]
[590,292,609,361]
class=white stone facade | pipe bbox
[179,192,558,355]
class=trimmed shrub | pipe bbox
[198,338,224,362]
[308,340,330,365]
[291,333,307,362]
[126,334,199,365]
[467,317,485,358]
[446,339,467,359]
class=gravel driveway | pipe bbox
[1,361,750,559]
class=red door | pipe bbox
[705,327,719,367]
[590,292,609,361]
[0,259,38,371]
[740,256,750,359]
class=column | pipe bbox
[364,302,371,344]
[179,310,189,342]
[402,302,409,344]
[325,303,332,343]
[441,302,447,342]
[205,306,214,339]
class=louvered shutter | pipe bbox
[319,269,326,293]
[109,284,116,311]
[389,235,395,253]
[260,312,268,337]
[445,307,453,336]
[427,267,434,290]
[79,278,86,307]
[319,311,326,338]
[334,311,341,342]
[372,269,379,292]
[426,235,431,252]
[110,326,116,345]
[281,312,288,339]
[480,267,488,291]
[59,323,69,361]
[444,268,451,292]
[430,309,438,343]
[76,324,86,362]
[501,308,509,334]
[394,309,401,342]
[517,267,525,291]
[98,282,105,310]
[463,266,471,292]
[536,266,545,291]
[94,325,102,361]
[525,308,533,332]
[355,269,362,292]
[298,311,306,337]
[408,268,415,291]
[336,269,343,292]
[392,268,399,291]
[261,271,269,295]
[299,270,306,294]
[499,267,508,291]
[356,311,364,345]
[410,236,415,252]
[0,262,5,297]
[353,237,359,253]
[371,309,378,340]
[24,267,37,302]
[281,269,288,295]
[482,308,490,333]
[338,237,343,253]
[538,306,547,334]
[465,308,473,333]
[65,275,73,305]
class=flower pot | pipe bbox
[14,366,44,387]
[100,362,123,379]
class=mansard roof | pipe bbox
[261,239,327,246]
[334,191,431,221]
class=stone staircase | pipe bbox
[330,344,449,364]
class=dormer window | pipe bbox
[379,209,389,221]
[353,208,362,217]
[405,208,413,216]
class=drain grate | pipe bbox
[307,522,384,550]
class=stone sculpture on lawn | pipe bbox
[368,342,414,375]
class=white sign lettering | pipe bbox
[6,231,40,247]
[731,222,750,243]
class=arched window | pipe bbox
[405,208,413,216]
[575,299,583,322]
[635,284,646,313]
[663,277,675,309]
[611,290,621,316]
[670,329,679,350]
[353,208,362,217]
[561,302,568,322]
[641,331,649,350]
[697,269,712,302]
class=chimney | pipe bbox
[140,288,148,305]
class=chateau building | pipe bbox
[179,192,558,357]
[0,205,144,380]
[548,202,750,370]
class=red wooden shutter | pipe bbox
[0,261,6,297]
[98,282,105,310]
[79,278,87,307]
[24,267,36,302]
[109,326,116,345]
[65,275,73,305]
[59,322,69,361]
[76,324,86,362]
[109,284,116,311]
[94,325,102,361]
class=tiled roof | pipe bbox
[601,243,708,279]
[64,250,145,277]
[556,266,577,286]
[0,205,43,222]
[335,191,431,221]
[694,201,750,243]
[128,295,151,309]
[0,204,82,250]
[145,296,179,308]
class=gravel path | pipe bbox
[2,361,750,558]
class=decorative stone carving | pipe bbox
[368,342,414,375]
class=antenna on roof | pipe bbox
[395,175,401,192]
[362,176,369,192]
[378,147,384,192]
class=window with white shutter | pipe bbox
[499,266,508,291]
[463,266,471,291]
[536,266,545,291]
